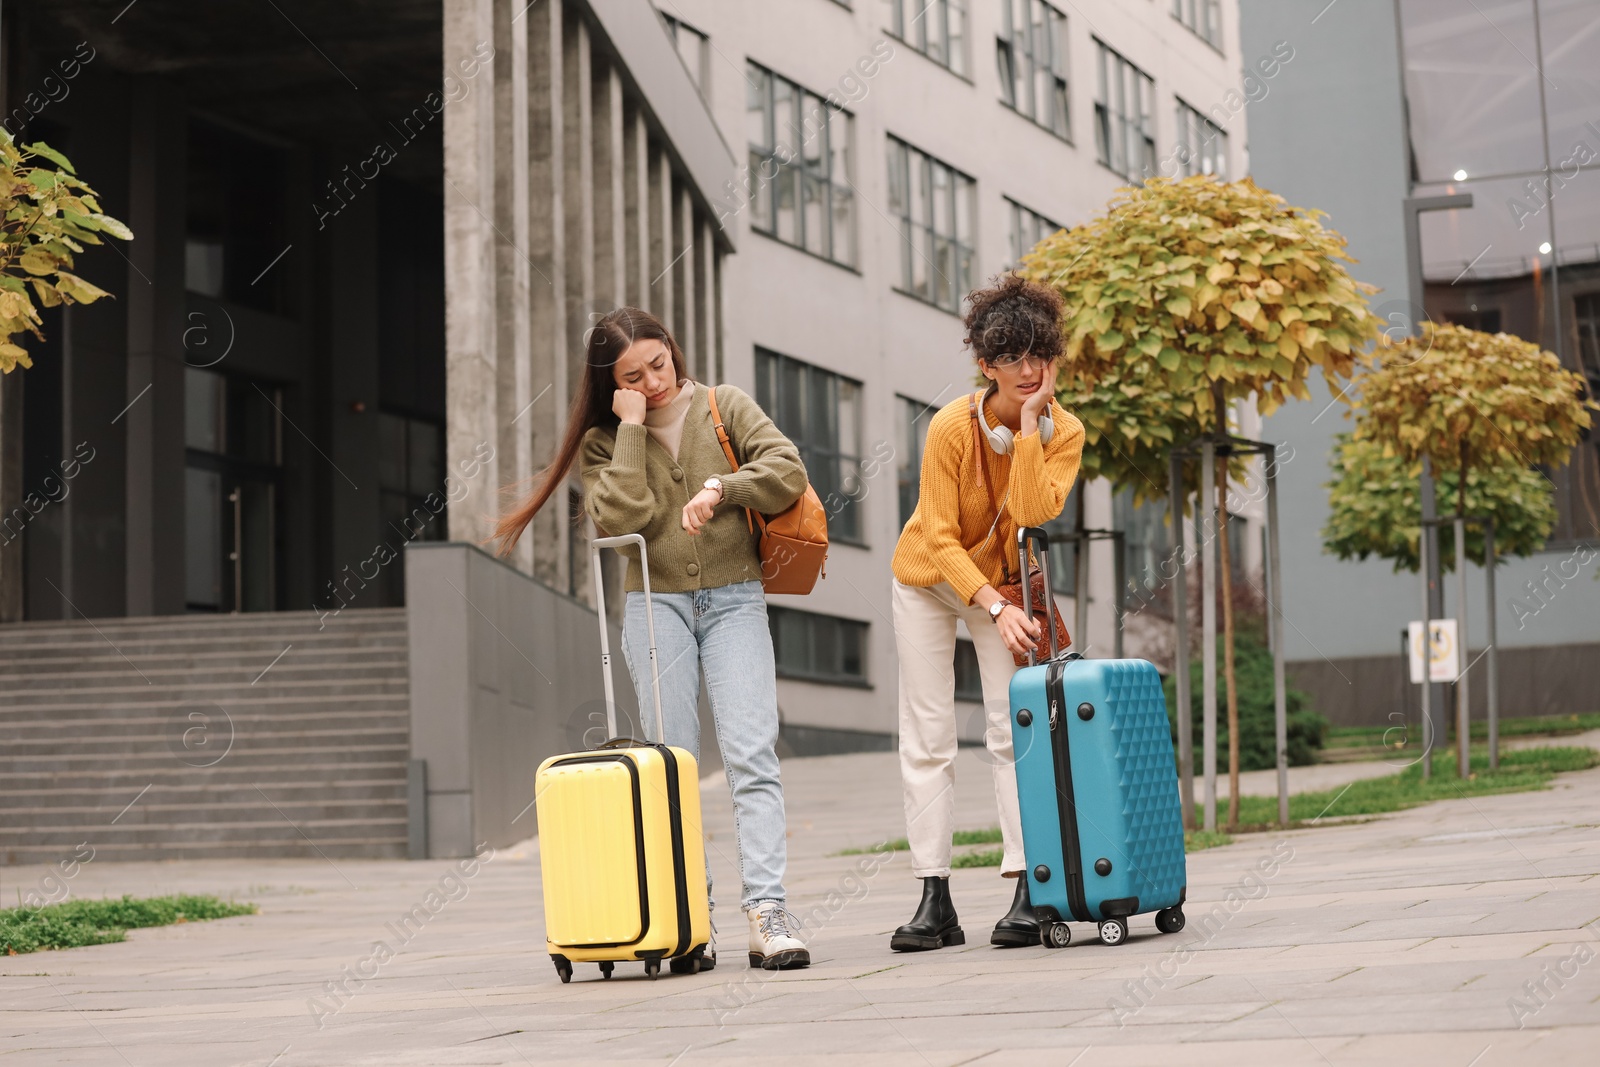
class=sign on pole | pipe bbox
[1408,619,1460,683]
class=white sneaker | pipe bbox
[746,901,809,970]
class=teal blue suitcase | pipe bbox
[1009,527,1188,948]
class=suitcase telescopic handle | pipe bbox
[1018,526,1063,668]
[590,534,667,746]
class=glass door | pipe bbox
[184,367,284,612]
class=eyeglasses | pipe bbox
[987,353,1055,370]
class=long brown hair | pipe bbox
[490,307,688,557]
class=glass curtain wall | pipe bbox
[1401,0,1600,544]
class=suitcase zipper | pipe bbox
[656,745,695,959]
[1046,660,1092,923]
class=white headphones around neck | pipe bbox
[970,383,1054,455]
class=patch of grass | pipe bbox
[833,828,997,857]
[1,894,257,956]
[1184,829,1234,852]
[1231,745,1598,828]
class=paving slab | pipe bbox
[3,748,1600,1065]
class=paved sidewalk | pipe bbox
[3,747,1599,1066]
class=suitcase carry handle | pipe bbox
[591,534,667,746]
[1018,527,1064,668]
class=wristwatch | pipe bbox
[703,477,724,502]
[989,600,1008,624]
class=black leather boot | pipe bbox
[990,875,1039,947]
[889,876,965,952]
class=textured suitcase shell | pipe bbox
[1010,657,1186,924]
[535,744,711,963]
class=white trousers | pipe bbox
[892,579,1025,877]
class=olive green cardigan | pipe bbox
[580,383,808,593]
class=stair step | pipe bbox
[0,650,407,685]
[0,745,408,774]
[4,711,408,735]
[3,727,409,751]
[0,779,407,802]
[0,763,417,790]
[0,696,410,721]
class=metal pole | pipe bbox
[1264,444,1289,828]
[1455,515,1470,779]
[1420,457,1444,774]
[1075,530,1090,655]
[1200,438,1218,832]
[1485,519,1499,770]
[1419,510,1432,780]
[1170,451,1195,831]
[1112,530,1126,660]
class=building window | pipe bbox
[997,0,1070,141]
[1006,198,1064,267]
[887,136,977,314]
[1094,40,1155,182]
[954,638,984,701]
[377,410,446,605]
[186,119,290,316]
[1114,489,1169,614]
[896,394,937,528]
[1445,307,1503,334]
[883,0,968,78]
[770,606,869,685]
[1174,98,1228,180]
[756,348,865,542]
[746,63,857,268]
[1040,484,1080,597]
[661,12,711,102]
[1171,0,1222,50]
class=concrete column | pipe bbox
[492,0,532,575]
[443,0,501,545]
[124,80,187,617]
[648,147,673,324]
[674,185,695,375]
[623,101,649,309]
[698,213,717,384]
[592,58,627,311]
[561,6,595,372]
[527,0,568,590]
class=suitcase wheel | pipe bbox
[1155,907,1185,934]
[1041,922,1072,949]
[553,956,573,983]
[644,958,661,980]
[1097,918,1128,946]
[599,961,614,980]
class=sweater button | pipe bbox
[687,563,699,576]
[671,468,684,481]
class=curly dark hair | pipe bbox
[962,272,1065,364]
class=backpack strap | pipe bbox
[706,385,759,535]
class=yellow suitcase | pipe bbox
[535,534,711,982]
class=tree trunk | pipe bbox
[1217,452,1241,831]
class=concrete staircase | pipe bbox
[0,609,412,865]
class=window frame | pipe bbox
[1171,0,1224,52]
[896,393,937,529]
[660,12,712,102]
[1005,196,1065,268]
[883,0,970,80]
[769,605,871,687]
[755,347,868,545]
[746,61,858,269]
[886,135,978,315]
[996,0,1072,143]
[1173,97,1229,180]
[1093,39,1155,182]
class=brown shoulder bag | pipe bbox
[969,391,1070,667]
[707,386,829,595]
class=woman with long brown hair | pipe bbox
[493,307,811,972]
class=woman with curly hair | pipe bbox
[887,273,1084,952]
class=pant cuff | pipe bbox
[911,867,952,879]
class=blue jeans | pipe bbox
[621,580,788,911]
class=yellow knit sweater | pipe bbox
[892,393,1084,605]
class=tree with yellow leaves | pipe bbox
[1022,175,1379,830]
[1,129,133,373]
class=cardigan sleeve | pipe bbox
[1006,402,1085,528]
[713,384,809,513]
[918,411,994,605]
[579,423,655,535]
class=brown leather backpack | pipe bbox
[707,387,829,595]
